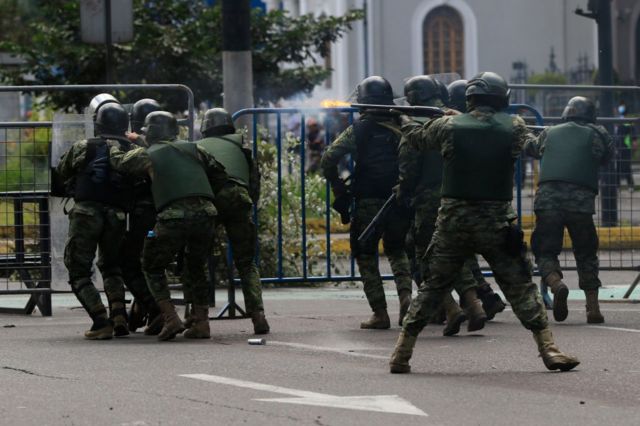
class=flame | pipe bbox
[320,99,351,108]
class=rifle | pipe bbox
[331,176,352,225]
[351,104,445,118]
[357,193,396,244]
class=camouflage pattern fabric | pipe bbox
[532,211,601,290]
[215,184,264,314]
[142,213,215,305]
[350,198,412,311]
[401,107,548,336]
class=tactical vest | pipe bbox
[412,117,444,191]
[353,117,401,199]
[196,134,250,187]
[441,112,514,201]
[147,141,215,211]
[74,138,134,210]
[538,122,600,192]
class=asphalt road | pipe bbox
[1,289,639,426]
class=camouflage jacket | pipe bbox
[404,106,533,231]
[108,142,228,220]
[525,123,614,214]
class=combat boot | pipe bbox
[442,293,466,336]
[128,299,148,332]
[533,328,580,371]
[477,282,506,320]
[389,330,417,374]
[461,289,487,332]
[84,316,113,340]
[585,289,604,324]
[546,272,569,322]
[184,305,210,339]
[251,311,270,335]
[156,299,185,341]
[360,308,391,329]
[183,303,196,329]
[398,290,412,326]
[110,301,129,337]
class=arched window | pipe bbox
[423,6,464,76]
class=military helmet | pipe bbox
[356,76,394,105]
[435,79,450,107]
[561,96,596,123]
[131,98,161,133]
[201,108,235,136]
[89,93,120,120]
[142,111,179,143]
[465,72,510,108]
[447,79,468,112]
[403,75,440,106]
[94,102,129,136]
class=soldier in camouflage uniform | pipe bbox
[109,111,228,341]
[526,96,614,324]
[56,102,134,340]
[119,98,162,334]
[321,76,412,329]
[389,72,580,374]
[398,75,489,336]
[196,108,270,334]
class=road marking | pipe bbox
[268,340,389,360]
[180,374,427,417]
[587,325,640,333]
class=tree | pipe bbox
[0,0,363,112]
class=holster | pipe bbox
[332,191,352,224]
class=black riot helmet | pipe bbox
[356,76,394,105]
[447,79,468,112]
[131,98,161,133]
[95,103,129,137]
[465,72,510,110]
[561,96,596,123]
[435,79,450,107]
[89,93,120,120]
[403,75,440,106]
[142,111,179,144]
[201,108,236,137]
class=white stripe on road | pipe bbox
[586,325,640,333]
[268,341,389,360]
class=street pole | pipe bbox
[221,0,254,123]
[576,0,617,226]
[105,0,114,84]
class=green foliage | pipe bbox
[0,0,363,112]
[527,72,568,85]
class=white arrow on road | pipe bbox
[180,373,427,417]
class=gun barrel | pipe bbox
[351,104,444,117]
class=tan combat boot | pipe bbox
[398,290,412,326]
[156,299,185,341]
[585,289,604,324]
[389,330,418,374]
[533,328,580,371]
[110,301,130,337]
[184,305,211,339]
[84,316,113,340]
[462,289,487,332]
[360,308,391,329]
[546,272,569,322]
[251,311,270,335]
[442,293,467,336]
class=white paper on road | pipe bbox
[180,373,427,417]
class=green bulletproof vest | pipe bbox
[147,140,214,211]
[441,112,514,201]
[538,122,600,192]
[413,117,444,191]
[196,134,250,187]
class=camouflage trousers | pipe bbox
[404,223,548,336]
[215,184,264,314]
[119,201,156,306]
[412,192,478,296]
[63,201,126,319]
[142,216,215,305]
[531,210,601,290]
[350,198,412,311]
